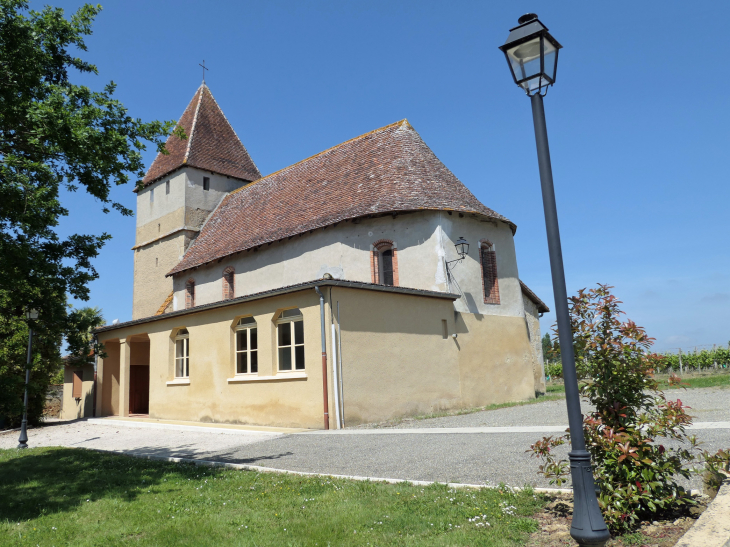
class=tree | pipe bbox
[0,1,183,426]
[50,306,104,384]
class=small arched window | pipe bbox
[185,279,195,309]
[277,308,305,371]
[235,317,257,374]
[222,267,235,300]
[371,240,399,286]
[480,240,500,304]
[175,328,189,378]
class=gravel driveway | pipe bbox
[2,387,727,491]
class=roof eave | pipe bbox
[165,208,516,278]
[519,280,550,313]
[95,279,460,334]
[135,164,257,193]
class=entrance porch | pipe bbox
[96,333,150,417]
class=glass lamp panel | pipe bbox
[543,39,558,81]
[506,36,542,83]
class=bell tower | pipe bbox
[131,84,260,319]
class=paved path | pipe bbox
[2,387,727,491]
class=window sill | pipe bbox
[166,378,190,386]
[227,372,307,383]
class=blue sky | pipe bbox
[46,0,729,353]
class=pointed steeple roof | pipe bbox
[141,84,261,187]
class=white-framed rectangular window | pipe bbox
[235,317,258,374]
[165,180,170,194]
[203,176,210,191]
[277,308,304,371]
[175,328,189,378]
[150,187,154,203]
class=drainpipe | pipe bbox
[314,286,329,430]
[329,288,341,429]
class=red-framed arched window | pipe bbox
[479,240,500,304]
[222,267,235,300]
[371,239,399,286]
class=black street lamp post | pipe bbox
[499,14,610,547]
[18,309,38,449]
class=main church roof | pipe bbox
[140,84,261,187]
[168,119,515,276]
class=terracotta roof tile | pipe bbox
[140,84,260,187]
[168,119,516,276]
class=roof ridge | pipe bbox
[183,85,205,164]
[228,119,411,197]
[204,85,261,177]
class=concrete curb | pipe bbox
[676,476,730,547]
[85,418,287,436]
[88,447,574,494]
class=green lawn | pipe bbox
[0,447,545,546]
[545,372,730,394]
[659,373,730,389]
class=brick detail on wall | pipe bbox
[391,248,399,287]
[185,278,195,309]
[222,267,235,300]
[371,239,398,287]
[479,240,500,305]
[370,250,380,284]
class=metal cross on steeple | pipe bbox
[199,60,209,83]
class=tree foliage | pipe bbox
[0,0,182,426]
[529,285,730,532]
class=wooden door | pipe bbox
[129,365,150,415]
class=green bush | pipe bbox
[545,361,563,379]
[654,347,730,373]
[529,285,730,532]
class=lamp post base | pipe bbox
[17,418,28,449]
[569,450,610,546]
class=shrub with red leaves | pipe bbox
[529,285,729,532]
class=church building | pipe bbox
[64,83,549,428]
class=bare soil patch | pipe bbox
[527,494,709,547]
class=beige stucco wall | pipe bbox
[523,294,546,394]
[98,284,538,428]
[133,232,187,319]
[100,340,120,417]
[335,288,461,424]
[100,290,332,428]
[172,211,525,318]
[61,364,95,420]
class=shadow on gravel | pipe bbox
[116,443,295,466]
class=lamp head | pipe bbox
[454,237,469,259]
[499,14,562,96]
[26,309,38,320]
